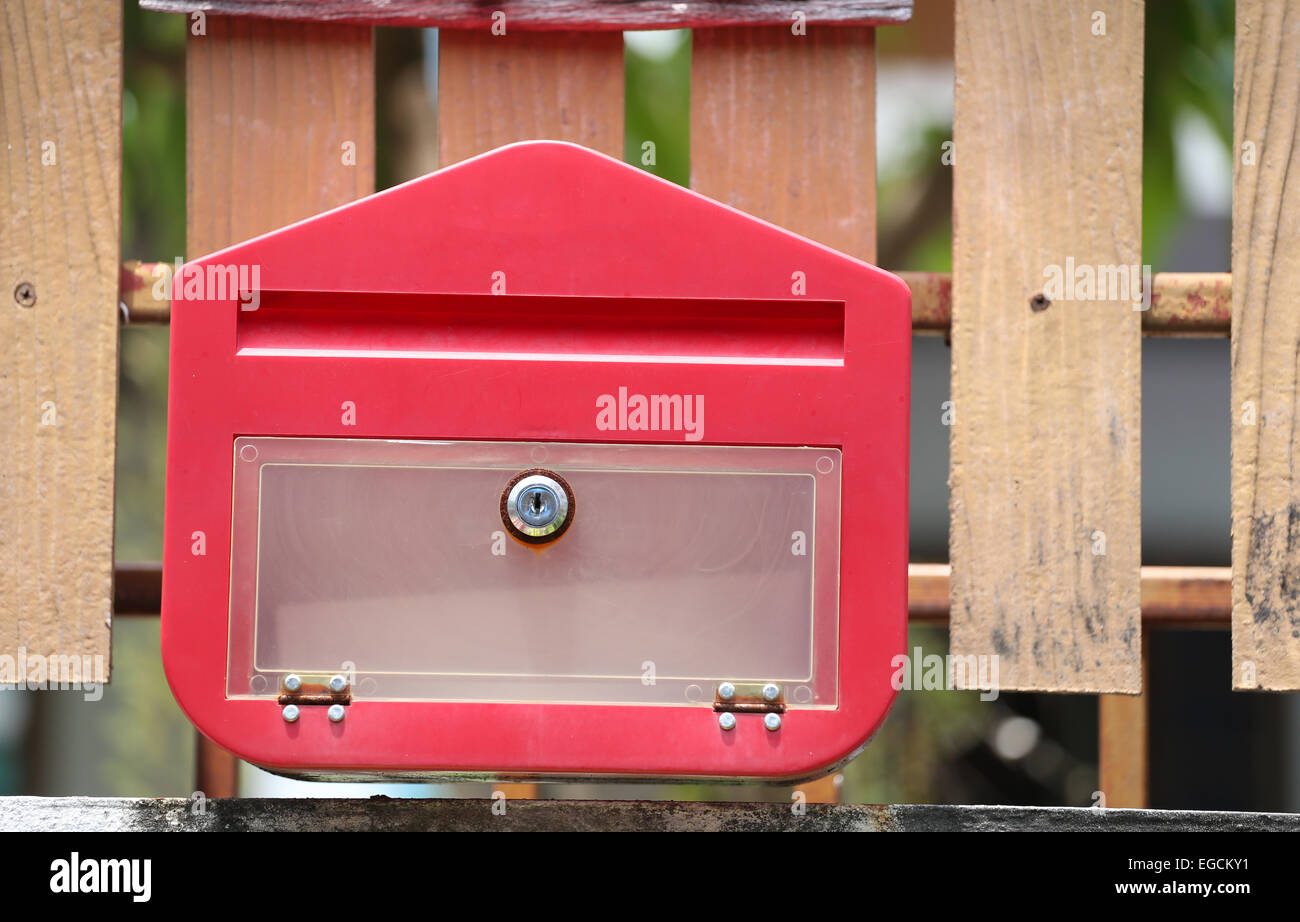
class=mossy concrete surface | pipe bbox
[2,797,1298,832]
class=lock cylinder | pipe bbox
[501,469,575,545]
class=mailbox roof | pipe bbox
[188,140,905,308]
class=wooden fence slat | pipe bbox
[187,17,375,251]
[691,26,876,261]
[1231,0,1300,690]
[186,15,375,794]
[438,30,624,168]
[1,0,121,679]
[949,1,1144,693]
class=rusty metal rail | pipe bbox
[899,271,1230,335]
[120,263,1232,335]
[117,561,1232,626]
[908,563,1231,628]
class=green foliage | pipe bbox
[122,4,186,260]
[1143,0,1234,265]
[119,7,184,560]
[625,31,691,187]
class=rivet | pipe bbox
[282,704,300,723]
[718,712,737,731]
[328,674,347,693]
[327,704,346,723]
[283,674,302,692]
[761,683,781,702]
[764,713,782,732]
[717,682,736,701]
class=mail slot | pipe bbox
[162,141,911,781]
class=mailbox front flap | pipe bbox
[162,140,910,780]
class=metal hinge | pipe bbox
[713,682,786,713]
[279,673,351,723]
[714,682,787,732]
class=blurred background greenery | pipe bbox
[14,0,1292,811]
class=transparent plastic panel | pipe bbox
[228,438,840,707]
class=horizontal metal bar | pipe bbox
[113,562,167,615]
[1,796,1294,831]
[118,261,171,325]
[115,562,1231,627]
[1141,272,1232,335]
[118,265,1231,335]
[898,271,1229,336]
[909,563,1231,629]
[1134,565,1233,628]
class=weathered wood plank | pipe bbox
[438,30,624,167]
[2,796,1296,832]
[140,1,913,30]
[1,0,121,679]
[691,26,876,261]
[949,0,1144,693]
[186,16,376,792]
[187,17,374,252]
[1231,0,1300,690]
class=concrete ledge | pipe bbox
[2,797,1298,832]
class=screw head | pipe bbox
[328,674,347,693]
[283,674,302,692]
[327,704,346,723]
[717,682,736,701]
[13,282,35,308]
[764,713,782,732]
[761,683,781,702]
[718,712,737,731]
[282,704,301,723]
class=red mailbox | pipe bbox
[162,141,910,781]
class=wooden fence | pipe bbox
[3,0,1297,817]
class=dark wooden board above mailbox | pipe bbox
[138,0,913,29]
